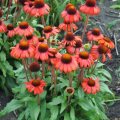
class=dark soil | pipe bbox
[0,0,120,120]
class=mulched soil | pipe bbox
[0,0,120,120]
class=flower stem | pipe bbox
[41,16,46,26]
[77,68,84,86]
[68,72,73,87]
[81,15,89,42]
[42,61,45,79]
[91,59,99,74]
[37,95,40,105]
[51,66,57,95]
[22,59,29,81]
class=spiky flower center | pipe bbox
[67,5,76,15]
[32,79,40,87]
[86,0,96,7]
[92,28,100,36]
[98,45,108,54]
[19,40,29,50]
[61,53,72,64]
[75,40,82,48]
[26,34,33,40]
[34,0,45,8]
[38,37,44,42]
[79,51,89,59]
[64,21,70,24]
[65,3,73,10]
[65,32,75,41]
[18,0,27,5]
[19,21,29,29]
[43,26,52,33]
[38,43,48,52]
[29,3,33,7]
[88,79,95,86]
[66,87,74,94]
[7,24,14,30]
[29,62,40,72]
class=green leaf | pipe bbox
[48,96,63,106]
[28,101,40,120]
[0,99,23,117]
[110,5,120,9]
[40,100,46,120]
[100,83,113,95]
[77,87,85,99]
[0,51,6,61]
[70,107,75,120]
[18,111,25,120]
[64,113,70,120]
[50,106,59,120]
[60,102,67,114]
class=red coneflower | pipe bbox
[80,0,100,15]
[7,24,16,38]
[25,78,46,95]
[98,36,115,49]
[48,48,61,65]
[62,32,82,46]
[43,26,60,39]
[90,45,112,62]
[34,43,49,61]
[15,21,34,36]
[23,1,34,15]
[0,20,6,33]
[87,28,103,41]
[54,53,78,73]
[30,0,50,17]
[61,4,81,23]
[10,39,35,59]
[37,37,47,44]
[76,51,94,68]
[26,34,38,45]
[81,77,100,94]
[59,21,78,32]
[66,40,82,54]
[29,61,40,72]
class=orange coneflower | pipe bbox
[76,50,94,68]
[61,3,82,23]
[25,78,46,95]
[80,0,100,15]
[62,32,82,46]
[54,53,78,73]
[43,26,60,39]
[30,0,50,17]
[98,36,115,49]
[10,39,35,59]
[0,20,6,33]
[90,45,112,62]
[87,28,103,41]
[81,77,100,94]
[7,24,16,38]
[15,21,34,36]
[34,43,49,61]
[59,21,78,32]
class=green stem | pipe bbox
[37,95,40,105]
[77,68,84,86]
[42,61,45,79]
[90,60,99,74]
[68,72,73,87]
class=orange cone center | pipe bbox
[92,28,100,36]
[86,0,96,7]
[19,40,29,50]
[88,79,95,86]
[7,24,14,30]
[79,51,89,59]
[32,79,40,86]
[38,37,44,42]
[98,45,108,54]
[67,5,76,15]
[34,0,45,8]
[38,43,48,52]
[65,32,75,41]
[43,26,52,33]
[61,53,72,64]
[19,21,29,29]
